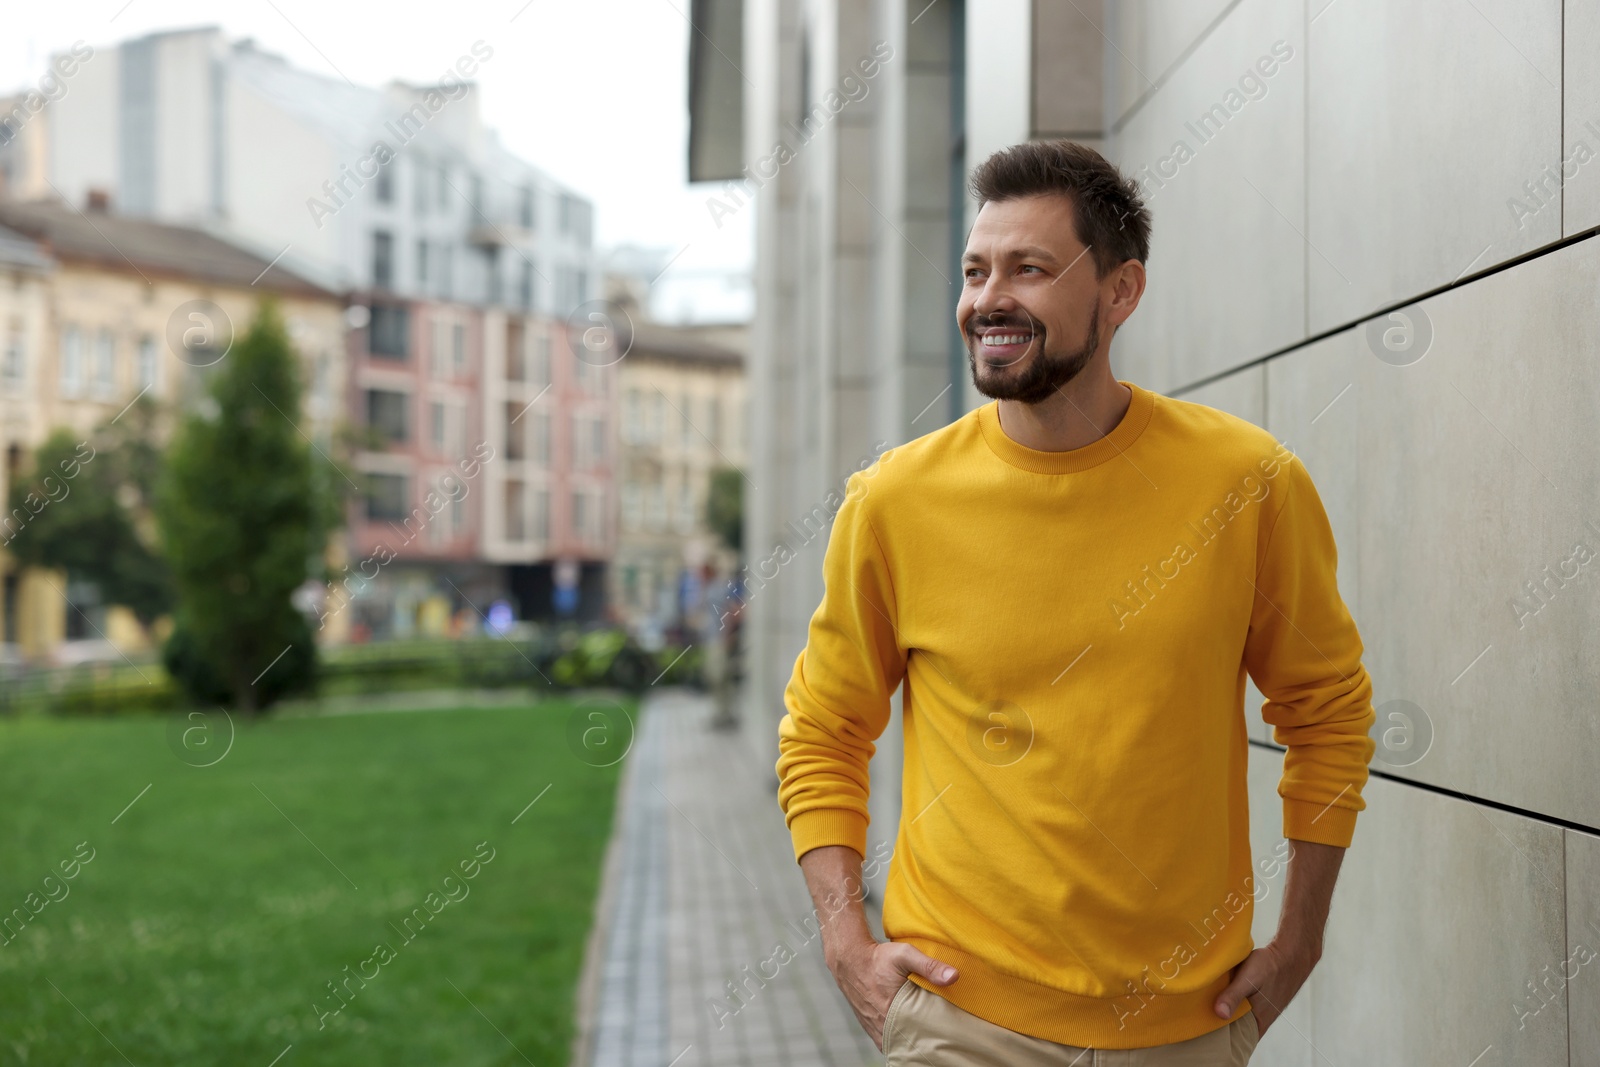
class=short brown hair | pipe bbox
[969,140,1151,277]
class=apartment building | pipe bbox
[0,198,345,657]
[19,26,607,630]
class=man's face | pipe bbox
[957,194,1106,404]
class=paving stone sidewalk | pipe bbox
[580,689,881,1067]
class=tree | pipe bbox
[156,301,327,711]
[4,402,173,627]
[706,468,744,554]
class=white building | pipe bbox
[694,1,1600,1063]
[30,26,595,315]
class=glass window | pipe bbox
[532,335,550,385]
[430,401,445,453]
[366,389,409,442]
[504,480,525,541]
[416,239,428,285]
[504,401,526,460]
[413,156,429,215]
[374,158,393,203]
[135,336,157,391]
[532,410,550,464]
[59,325,82,395]
[92,330,115,395]
[369,304,409,358]
[519,260,533,310]
[572,490,586,543]
[532,488,549,540]
[3,320,24,383]
[365,473,408,520]
[451,323,466,375]
[372,230,394,288]
[592,416,605,464]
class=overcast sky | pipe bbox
[0,0,752,321]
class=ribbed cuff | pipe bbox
[1283,797,1358,847]
[788,808,868,863]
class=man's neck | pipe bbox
[996,367,1133,453]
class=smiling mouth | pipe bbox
[980,331,1033,348]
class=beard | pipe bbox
[966,303,1101,405]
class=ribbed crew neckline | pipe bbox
[976,380,1156,474]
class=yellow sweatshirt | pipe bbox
[777,381,1375,1050]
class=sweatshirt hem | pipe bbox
[899,937,1253,1050]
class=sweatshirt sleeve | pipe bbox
[1243,453,1376,848]
[776,473,907,863]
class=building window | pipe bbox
[91,330,115,397]
[504,401,526,460]
[533,487,549,541]
[135,335,157,391]
[413,155,429,215]
[623,389,641,443]
[374,158,393,203]
[518,260,533,310]
[372,230,394,289]
[592,416,606,464]
[532,411,550,465]
[650,392,665,442]
[59,325,82,396]
[676,480,696,534]
[439,243,454,299]
[366,472,408,520]
[646,484,666,531]
[681,392,694,445]
[570,414,586,470]
[452,323,466,375]
[532,335,550,385]
[437,162,450,208]
[519,185,534,228]
[572,490,586,545]
[4,320,24,384]
[366,389,409,443]
[430,401,446,454]
[369,304,409,358]
[709,396,721,450]
[621,484,642,530]
[416,239,429,285]
[504,480,525,541]
[506,320,525,382]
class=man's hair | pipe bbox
[968,140,1151,278]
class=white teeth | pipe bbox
[983,333,1031,346]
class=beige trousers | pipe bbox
[881,981,1260,1066]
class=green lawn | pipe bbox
[0,698,628,1066]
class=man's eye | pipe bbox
[1020,265,1042,274]
[964,269,984,280]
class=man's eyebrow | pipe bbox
[963,245,1062,266]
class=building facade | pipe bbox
[702,1,1600,1063]
[0,199,346,659]
[22,26,610,630]
[610,319,747,643]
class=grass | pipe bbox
[0,697,628,1065]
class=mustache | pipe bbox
[965,314,1041,334]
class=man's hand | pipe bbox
[798,844,959,1050]
[1214,838,1345,1036]
[1212,935,1319,1035]
[828,935,958,1050]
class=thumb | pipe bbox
[1213,959,1262,1019]
[891,943,958,986]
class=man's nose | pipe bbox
[972,274,1016,318]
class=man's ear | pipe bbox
[1107,259,1147,329]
